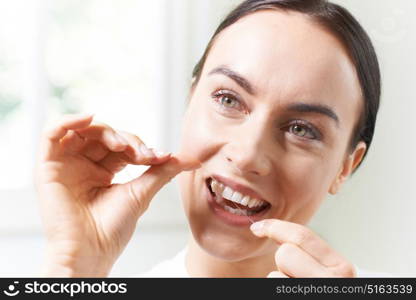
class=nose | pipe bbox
[225,132,272,177]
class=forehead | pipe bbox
[202,10,362,124]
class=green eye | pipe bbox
[220,95,238,108]
[291,124,307,137]
[211,89,248,115]
[288,122,319,140]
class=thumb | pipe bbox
[126,154,201,215]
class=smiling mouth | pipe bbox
[206,177,271,217]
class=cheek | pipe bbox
[276,153,337,222]
[288,160,326,197]
[179,96,225,163]
[178,171,192,215]
[178,97,222,214]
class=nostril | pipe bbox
[226,153,270,177]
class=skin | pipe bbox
[36,114,200,276]
[179,10,366,277]
[37,10,367,277]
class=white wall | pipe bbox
[309,0,416,276]
[1,0,415,277]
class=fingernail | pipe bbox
[155,150,170,158]
[250,221,264,235]
[79,113,94,119]
[114,133,128,146]
[140,144,154,157]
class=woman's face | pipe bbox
[178,10,365,261]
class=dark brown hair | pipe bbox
[191,0,381,170]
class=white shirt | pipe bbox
[138,247,393,277]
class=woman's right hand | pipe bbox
[35,114,200,277]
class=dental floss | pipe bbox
[229,199,255,224]
[213,181,255,225]
[127,167,255,225]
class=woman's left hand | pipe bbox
[250,219,356,278]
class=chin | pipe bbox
[188,216,276,262]
[178,171,276,262]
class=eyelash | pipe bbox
[211,89,246,112]
[211,88,322,141]
[284,120,322,141]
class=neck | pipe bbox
[185,237,275,277]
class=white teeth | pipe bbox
[211,180,218,193]
[248,199,255,208]
[224,205,247,216]
[221,197,260,217]
[211,180,223,194]
[210,178,267,209]
[211,180,217,193]
[241,195,250,206]
[234,208,243,216]
[231,191,243,203]
[223,205,236,214]
[248,198,262,208]
[222,186,233,199]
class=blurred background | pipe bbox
[0,0,414,276]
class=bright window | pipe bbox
[0,0,167,190]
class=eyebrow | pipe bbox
[208,66,256,95]
[208,65,339,126]
[287,102,340,126]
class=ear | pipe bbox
[328,141,367,195]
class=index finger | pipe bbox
[40,114,94,160]
[250,218,344,267]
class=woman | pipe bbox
[36,0,382,277]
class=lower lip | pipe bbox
[205,182,270,227]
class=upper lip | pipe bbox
[209,174,270,204]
